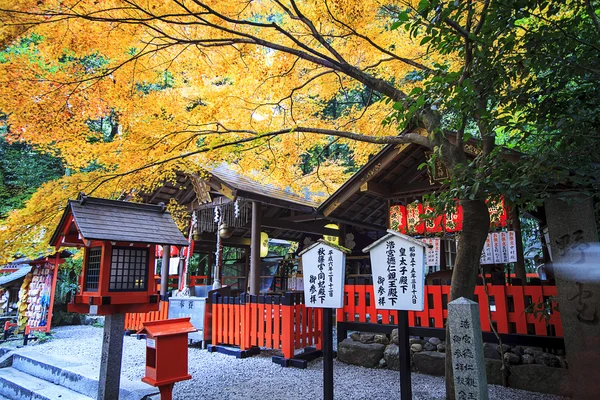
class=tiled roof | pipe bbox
[50,195,189,247]
[210,165,320,209]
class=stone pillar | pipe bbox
[160,245,170,300]
[97,313,126,400]
[545,193,599,400]
[448,297,488,400]
[249,201,262,295]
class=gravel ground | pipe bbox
[2,326,567,400]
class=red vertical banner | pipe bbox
[389,204,408,233]
[444,201,463,232]
[423,203,444,233]
[407,203,425,234]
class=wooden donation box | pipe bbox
[49,194,189,315]
[140,317,197,387]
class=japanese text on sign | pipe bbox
[301,243,345,309]
[368,233,425,311]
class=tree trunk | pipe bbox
[444,198,490,400]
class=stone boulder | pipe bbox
[410,343,423,353]
[423,342,437,352]
[509,364,571,397]
[384,344,400,371]
[428,337,442,346]
[437,343,446,353]
[534,352,560,368]
[358,332,376,344]
[522,354,535,364]
[483,343,501,360]
[374,334,390,346]
[391,329,398,345]
[510,346,524,356]
[413,351,445,376]
[350,332,361,341]
[496,343,511,354]
[337,338,385,368]
[503,352,521,365]
[485,359,505,385]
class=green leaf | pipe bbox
[399,11,410,22]
[420,36,432,46]
[390,21,403,31]
[418,0,430,11]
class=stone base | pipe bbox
[337,338,385,368]
[509,364,571,397]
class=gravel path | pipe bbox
[3,326,567,400]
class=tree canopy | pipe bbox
[1,1,598,397]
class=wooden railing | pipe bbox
[339,284,562,337]
[124,301,169,331]
[211,292,322,360]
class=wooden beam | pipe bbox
[322,216,386,233]
[389,181,441,197]
[193,232,251,246]
[360,181,391,197]
[279,213,322,222]
[261,218,340,236]
[322,144,409,217]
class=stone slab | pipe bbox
[448,297,489,400]
[545,194,600,400]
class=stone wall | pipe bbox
[337,330,571,397]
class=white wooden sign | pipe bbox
[364,230,426,311]
[420,238,441,267]
[300,240,347,309]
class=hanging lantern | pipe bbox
[260,232,269,257]
[323,223,339,244]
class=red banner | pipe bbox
[389,204,407,233]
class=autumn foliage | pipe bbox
[0,1,451,261]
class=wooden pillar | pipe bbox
[160,245,170,300]
[511,207,527,282]
[249,201,262,295]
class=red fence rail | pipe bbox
[124,301,169,331]
[211,293,322,359]
[339,284,562,337]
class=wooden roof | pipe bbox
[141,166,335,245]
[317,142,445,233]
[50,194,189,247]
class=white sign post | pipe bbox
[300,240,348,400]
[364,230,427,400]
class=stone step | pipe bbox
[11,351,157,400]
[0,367,93,400]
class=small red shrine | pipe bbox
[49,194,189,315]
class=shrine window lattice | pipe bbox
[109,247,149,292]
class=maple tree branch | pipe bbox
[323,0,434,74]
[86,126,431,193]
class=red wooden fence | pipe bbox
[211,293,322,359]
[338,284,563,337]
[124,301,169,331]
